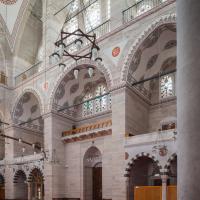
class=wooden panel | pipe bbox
[0,186,5,200]
[134,186,162,200]
[167,186,177,200]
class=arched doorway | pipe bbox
[84,146,102,200]
[0,174,5,200]
[28,168,44,200]
[128,156,161,200]
[14,170,28,200]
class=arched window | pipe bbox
[83,93,93,116]
[84,0,101,32]
[160,74,175,99]
[82,84,111,117]
[95,84,107,112]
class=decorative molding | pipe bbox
[121,13,176,83]
[124,152,162,177]
[164,153,177,172]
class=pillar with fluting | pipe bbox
[177,0,200,200]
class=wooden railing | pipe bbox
[123,0,168,24]
[0,72,7,85]
[62,119,112,137]
[15,61,42,85]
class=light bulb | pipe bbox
[75,39,83,51]
[73,69,79,79]
[18,138,22,143]
[59,63,66,71]
[88,67,94,78]
[95,57,102,65]
[22,147,25,153]
[92,47,98,60]
[58,43,65,57]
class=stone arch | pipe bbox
[121,13,176,82]
[164,153,177,173]
[27,167,44,182]
[13,170,27,183]
[48,59,113,111]
[124,152,162,177]
[12,87,45,121]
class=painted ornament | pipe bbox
[112,47,120,57]
[0,0,18,5]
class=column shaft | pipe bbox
[177,0,200,199]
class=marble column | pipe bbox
[27,182,31,200]
[177,0,200,200]
[161,175,168,200]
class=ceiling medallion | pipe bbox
[0,0,18,5]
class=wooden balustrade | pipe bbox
[62,119,112,137]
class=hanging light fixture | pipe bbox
[88,67,94,78]
[59,63,66,71]
[52,0,102,64]
[75,38,83,51]
[73,69,79,79]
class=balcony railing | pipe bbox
[123,0,168,24]
[13,118,43,132]
[15,61,42,85]
[0,72,7,85]
[53,93,111,119]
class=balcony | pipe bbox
[122,0,168,24]
[53,93,112,120]
[0,72,7,86]
[15,61,42,85]
[62,119,112,143]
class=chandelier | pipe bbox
[51,0,102,67]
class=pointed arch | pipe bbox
[121,13,176,82]
[48,59,113,111]
[12,87,45,121]
[124,152,162,177]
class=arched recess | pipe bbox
[13,170,28,200]
[12,89,44,156]
[28,168,44,200]
[121,14,176,82]
[125,153,162,200]
[83,146,102,200]
[13,0,43,71]
[0,173,5,200]
[12,90,43,124]
[49,59,113,114]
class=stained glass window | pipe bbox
[95,84,107,113]
[83,93,93,116]
[84,1,101,32]
[160,75,174,99]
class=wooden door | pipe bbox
[93,167,102,200]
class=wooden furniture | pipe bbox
[134,186,177,200]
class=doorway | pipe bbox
[84,147,102,200]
